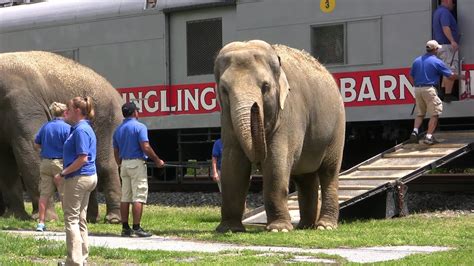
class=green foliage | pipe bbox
[0,204,473,264]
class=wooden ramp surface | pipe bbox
[242,130,474,226]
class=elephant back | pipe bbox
[0,51,122,128]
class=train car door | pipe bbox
[457,0,474,100]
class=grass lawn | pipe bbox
[1,203,473,265]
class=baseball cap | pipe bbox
[122,102,139,117]
[426,40,442,50]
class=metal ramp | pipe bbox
[243,130,474,226]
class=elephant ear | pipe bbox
[278,68,290,110]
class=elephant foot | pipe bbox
[3,209,31,220]
[316,218,337,230]
[105,211,121,224]
[45,206,59,222]
[86,213,100,224]
[296,220,315,230]
[216,221,246,233]
[266,220,293,232]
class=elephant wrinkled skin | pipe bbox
[0,51,122,223]
[214,40,345,232]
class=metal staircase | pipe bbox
[243,130,474,226]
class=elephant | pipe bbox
[214,40,345,232]
[0,51,122,223]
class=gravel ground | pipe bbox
[95,191,474,217]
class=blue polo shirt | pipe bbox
[34,118,71,159]
[113,118,149,160]
[410,54,452,86]
[433,6,459,44]
[63,120,97,179]
[212,138,223,170]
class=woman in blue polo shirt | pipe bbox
[34,102,71,232]
[55,96,97,266]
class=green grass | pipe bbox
[1,203,473,265]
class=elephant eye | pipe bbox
[261,82,270,94]
[219,84,228,95]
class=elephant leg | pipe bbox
[262,149,293,232]
[0,156,30,220]
[293,173,320,229]
[0,191,5,216]
[316,158,341,230]
[216,146,251,233]
[11,138,40,215]
[96,162,121,224]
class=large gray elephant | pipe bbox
[214,40,345,232]
[0,51,122,223]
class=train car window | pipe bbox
[311,24,345,65]
[186,18,222,76]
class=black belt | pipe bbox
[415,84,435,87]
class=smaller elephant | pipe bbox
[214,40,345,232]
[0,51,123,223]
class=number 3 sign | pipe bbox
[320,0,336,13]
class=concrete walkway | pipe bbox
[5,230,451,263]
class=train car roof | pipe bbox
[0,0,235,33]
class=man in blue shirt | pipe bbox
[433,0,460,102]
[113,102,165,237]
[211,138,223,192]
[409,40,457,145]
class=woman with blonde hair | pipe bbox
[55,96,97,265]
[34,102,71,232]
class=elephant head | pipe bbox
[214,40,290,163]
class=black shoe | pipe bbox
[121,228,134,237]
[443,94,456,103]
[409,131,419,143]
[423,136,439,145]
[134,227,152,237]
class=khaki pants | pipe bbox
[39,159,64,199]
[438,44,459,73]
[120,159,148,203]
[63,174,97,266]
[415,87,443,116]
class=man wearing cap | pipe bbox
[433,0,460,102]
[113,102,165,237]
[409,40,457,145]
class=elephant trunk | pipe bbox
[230,98,266,163]
[251,103,267,162]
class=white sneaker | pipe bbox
[36,223,46,232]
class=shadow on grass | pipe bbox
[152,228,265,236]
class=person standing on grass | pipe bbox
[113,102,165,238]
[211,138,223,192]
[34,102,70,232]
[54,96,97,265]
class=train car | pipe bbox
[1,0,473,185]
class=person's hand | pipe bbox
[54,173,63,187]
[212,172,220,182]
[156,159,165,168]
[451,41,458,51]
